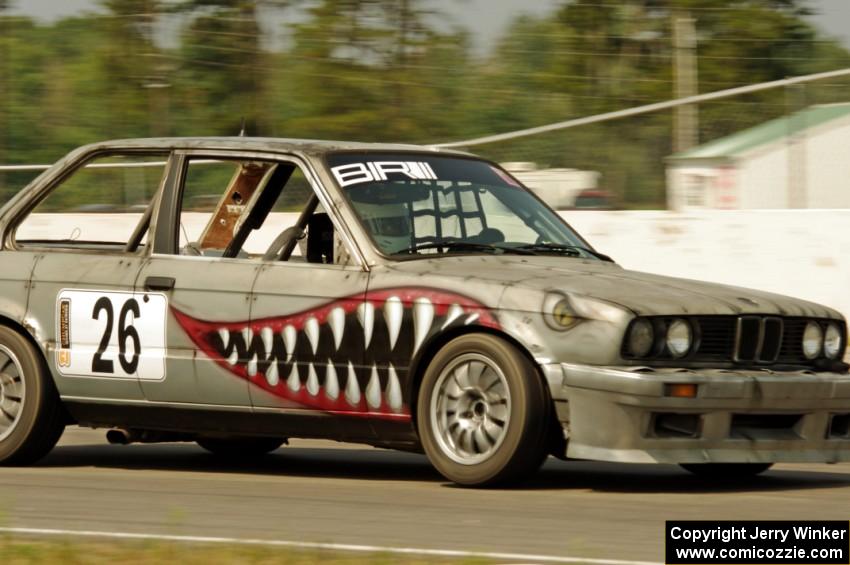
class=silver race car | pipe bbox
[0,138,847,486]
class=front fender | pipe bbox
[497,286,632,367]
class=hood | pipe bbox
[383,256,840,319]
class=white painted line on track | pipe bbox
[0,526,662,565]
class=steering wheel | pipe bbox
[262,225,305,262]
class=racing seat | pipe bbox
[306,213,334,264]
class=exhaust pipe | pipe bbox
[106,428,137,445]
[106,429,194,445]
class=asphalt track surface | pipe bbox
[1,427,849,563]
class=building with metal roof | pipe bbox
[666,103,850,209]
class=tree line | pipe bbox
[1,0,848,207]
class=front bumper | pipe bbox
[541,363,850,464]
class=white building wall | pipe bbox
[805,120,850,208]
[667,165,740,210]
[563,210,850,328]
[668,116,850,210]
[734,145,790,209]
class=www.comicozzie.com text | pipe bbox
[670,525,848,544]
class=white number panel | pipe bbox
[55,289,167,381]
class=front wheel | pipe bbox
[680,463,773,478]
[417,334,550,487]
[196,436,286,457]
[0,326,65,465]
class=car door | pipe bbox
[250,256,370,416]
[246,157,376,440]
[139,152,371,417]
[136,152,261,406]
[14,151,171,403]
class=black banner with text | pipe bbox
[666,521,849,564]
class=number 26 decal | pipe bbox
[56,289,167,381]
[91,296,141,374]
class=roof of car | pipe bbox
[83,137,472,157]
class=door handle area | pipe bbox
[144,276,175,291]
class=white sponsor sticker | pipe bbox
[55,289,167,381]
[331,161,438,187]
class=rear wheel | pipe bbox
[196,436,285,457]
[680,463,773,478]
[417,334,550,487]
[0,326,65,465]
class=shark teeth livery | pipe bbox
[172,287,499,420]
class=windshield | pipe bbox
[327,153,594,259]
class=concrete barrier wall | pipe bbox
[562,210,850,324]
[19,210,850,323]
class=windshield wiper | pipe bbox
[515,243,614,262]
[397,241,534,256]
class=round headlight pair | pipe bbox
[626,318,692,359]
[803,321,844,360]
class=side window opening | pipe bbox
[176,157,347,265]
[179,160,280,257]
[14,153,168,251]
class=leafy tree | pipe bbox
[167,0,297,136]
[0,0,848,211]
[282,0,469,142]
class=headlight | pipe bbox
[626,318,654,358]
[551,299,576,329]
[666,319,692,358]
[543,293,578,331]
[824,322,843,360]
[802,321,823,360]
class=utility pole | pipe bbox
[672,14,698,153]
[786,82,808,208]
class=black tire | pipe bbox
[680,463,773,478]
[0,326,65,465]
[196,436,285,457]
[416,333,550,487]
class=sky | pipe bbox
[7,0,850,54]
